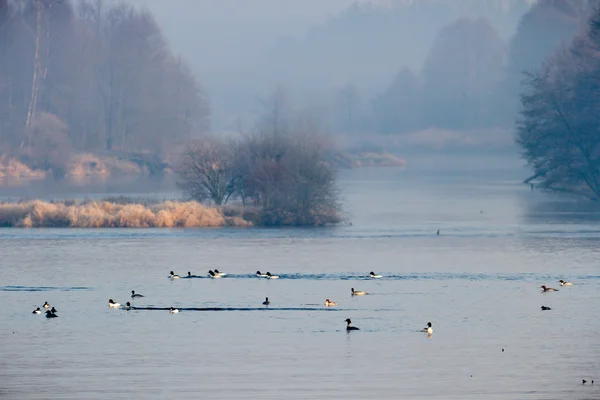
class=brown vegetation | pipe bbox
[0,155,46,179]
[0,200,252,228]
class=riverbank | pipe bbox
[0,200,252,228]
[0,150,405,181]
[0,198,345,228]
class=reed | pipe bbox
[0,200,252,228]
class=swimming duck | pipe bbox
[541,306,552,311]
[325,299,338,307]
[345,318,360,331]
[125,302,132,310]
[351,288,367,296]
[369,271,383,278]
[559,280,573,286]
[421,322,433,335]
[131,290,144,298]
[169,271,180,279]
[169,307,179,314]
[43,302,50,309]
[262,297,270,306]
[208,270,221,278]
[265,272,279,279]
[32,307,41,315]
[45,310,58,318]
[214,269,226,277]
[108,299,121,308]
[540,285,559,292]
[256,271,268,277]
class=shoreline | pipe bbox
[0,199,343,228]
[0,200,250,228]
[0,151,406,180]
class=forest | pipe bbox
[0,0,208,177]
[354,0,593,136]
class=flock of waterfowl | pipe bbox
[31,273,576,336]
[31,269,434,333]
[31,301,57,318]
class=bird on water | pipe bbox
[345,318,359,331]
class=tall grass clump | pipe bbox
[0,200,252,228]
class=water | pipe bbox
[1,165,600,399]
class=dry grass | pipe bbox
[68,153,110,176]
[68,153,144,177]
[0,200,252,228]
[0,156,47,179]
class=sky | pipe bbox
[123,0,533,131]
[129,0,375,66]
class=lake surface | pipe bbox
[1,161,599,399]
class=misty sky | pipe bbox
[125,0,532,131]
[130,0,373,59]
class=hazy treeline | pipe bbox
[0,0,208,175]
[177,88,342,227]
[517,5,600,200]
[247,1,595,139]
[367,0,596,136]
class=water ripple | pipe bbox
[0,285,91,292]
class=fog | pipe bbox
[123,0,592,154]
[0,0,595,186]
[131,0,532,132]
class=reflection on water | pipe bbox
[522,192,600,224]
[1,165,600,399]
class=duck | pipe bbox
[540,285,559,292]
[265,272,279,279]
[256,271,268,277]
[169,307,179,314]
[369,271,383,278]
[351,288,367,296]
[325,299,338,307]
[345,318,360,331]
[214,269,227,277]
[43,302,50,309]
[32,307,41,315]
[125,302,132,310]
[262,297,270,306]
[45,310,58,318]
[169,271,180,279]
[421,322,433,335]
[208,270,221,278]
[541,306,552,311]
[108,299,121,308]
[131,290,144,298]
[559,280,573,286]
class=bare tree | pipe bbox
[517,8,600,199]
[24,111,71,176]
[177,138,238,205]
[25,0,43,133]
[0,0,209,173]
[337,82,359,134]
